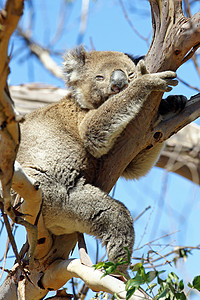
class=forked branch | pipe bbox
[94,0,200,192]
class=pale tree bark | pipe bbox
[0,0,200,300]
[157,123,200,185]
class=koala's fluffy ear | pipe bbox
[63,46,86,84]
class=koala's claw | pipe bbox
[136,59,149,76]
[157,70,176,79]
[136,62,178,92]
[151,70,178,92]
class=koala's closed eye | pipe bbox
[128,72,135,79]
[95,75,105,80]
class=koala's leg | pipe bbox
[122,143,164,180]
[67,178,135,273]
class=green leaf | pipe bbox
[126,287,137,300]
[157,270,166,276]
[114,292,120,300]
[94,261,118,277]
[131,263,143,272]
[188,282,193,288]
[175,292,187,300]
[156,287,169,299]
[146,283,157,293]
[94,262,105,269]
[146,271,157,283]
[139,266,146,279]
[192,275,200,291]
[167,272,179,284]
[125,277,143,290]
[156,271,166,286]
[157,276,165,285]
[179,279,184,291]
[105,265,116,274]
[126,279,135,290]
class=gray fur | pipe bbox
[17,47,178,273]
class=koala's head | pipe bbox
[63,46,137,109]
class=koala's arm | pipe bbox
[79,61,178,158]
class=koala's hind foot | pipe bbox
[159,95,187,115]
[65,179,135,274]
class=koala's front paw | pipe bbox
[152,70,178,92]
[136,61,178,92]
[159,95,187,115]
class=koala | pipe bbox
[16,46,186,273]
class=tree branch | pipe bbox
[12,161,53,259]
[17,27,64,80]
[41,259,151,300]
[154,95,200,142]
[157,123,200,184]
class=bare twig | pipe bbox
[0,202,21,266]
[77,0,89,45]
[134,231,179,252]
[119,0,150,45]
[50,0,72,46]
[133,206,151,222]
[132,244,200,269]
[177,76,200,92]
[0,228,12,281]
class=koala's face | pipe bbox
[63,47,136,109]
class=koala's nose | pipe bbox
[110,70,128,93]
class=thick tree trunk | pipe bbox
[94,0,200,191]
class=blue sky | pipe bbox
[1,0,200,299]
